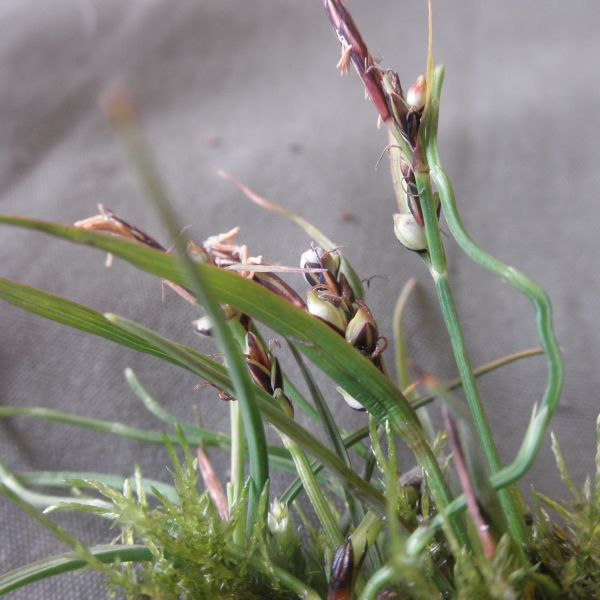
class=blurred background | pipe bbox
[1,0,599,596]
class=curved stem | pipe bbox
[414,144,526,545]
[358,564,394,600]
[425,65,563,499]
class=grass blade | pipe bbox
[105,312,385,510]
[104,93,269,528]
[0,544,151,596]
[0,216,452,522]
[17,471,178,504]
[0,406,295,474]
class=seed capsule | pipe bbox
[307,290,348,333]
[192,315,213,336]
[345,303,378,354]
[406,74,426,112]
[300,246,340,286]
[270,356,284,394]
[393,212,427,252]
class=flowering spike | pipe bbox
[323,0,391,123]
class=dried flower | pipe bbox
[74,204,165,252]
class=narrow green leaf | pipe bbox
[124,367,212,443]
[110,110,269,526]
[104,312,385,510]
[0,460,110,512]
[287,343,349,467]
[0,219,421,438]
[288,342,366,527]
[0,217,442,514]
[17,471,178,505]
[0,278,185,367]
[0,406,295,474]
[0,544,152,596]
[0,405,226,448]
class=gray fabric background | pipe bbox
[1,1,599,597]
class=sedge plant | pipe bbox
[0,2,597,599]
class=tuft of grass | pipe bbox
[1,2,597,599]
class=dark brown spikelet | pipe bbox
[245,331,271,372]
[327,538,354,600]
[254,272,306,309]
[246,358,273,395]
[75,204,165,252]
[323,0,391,124]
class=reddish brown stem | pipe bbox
[443,407,496,561]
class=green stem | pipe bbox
[0,459,111,513]
[17,471,178,505]
[288,343,365,527]
[358,564,394,600]
[393,277,435,438]
[425,64,564,496]
[112,108,269,529]
[414,152,526,546]
[229,399,245,543]
[278,430,343,551]
[392,278,417,392]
